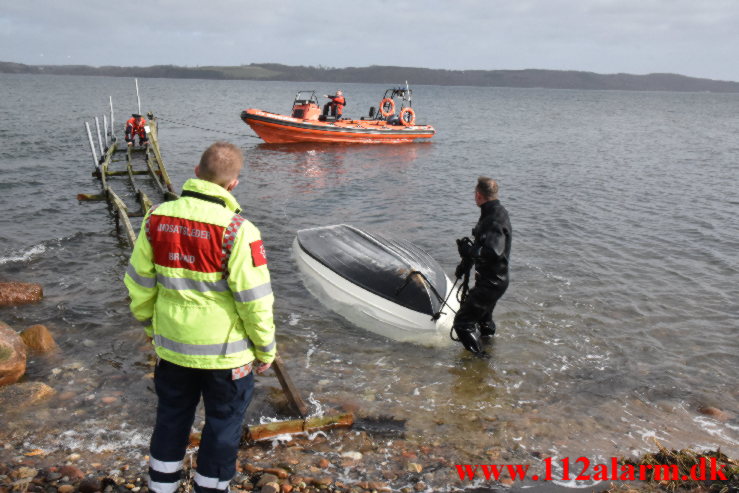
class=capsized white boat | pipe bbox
[293,224,459,346]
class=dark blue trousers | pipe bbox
[148,359,254,493]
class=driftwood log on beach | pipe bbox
[245,413,355,442]
[0,281,43,306]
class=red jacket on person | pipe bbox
[327,95,346,117]
[125,117,147,140]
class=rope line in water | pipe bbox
[156,116,261,140]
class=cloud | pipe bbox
[1,0,738,80]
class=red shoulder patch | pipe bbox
[250,240,267,267]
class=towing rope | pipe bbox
[156,116,262,140]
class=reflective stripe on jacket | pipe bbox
[124,178,276,369]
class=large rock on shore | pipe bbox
[0,326,27,386]
[20,324,58,353]
[0,281,43,306]
[0,381,54,408]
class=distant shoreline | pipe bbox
[2,60,739,93]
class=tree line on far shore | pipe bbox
[2,61,738,93]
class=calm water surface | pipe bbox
[0,74,737,488]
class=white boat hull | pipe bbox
[293,237,458,347]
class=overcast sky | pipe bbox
[2,0,738,81]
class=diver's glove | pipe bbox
[456,237,474,259]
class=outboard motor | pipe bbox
[368,106,376,118]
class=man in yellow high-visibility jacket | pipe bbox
[124,141,276,493]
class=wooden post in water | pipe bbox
[272,355,309,417]
[95,117,104,156]
[103,115,109,147]
[109,96,115,141]
[85,122,99,171]
[135,79,142,115]
[146,115,175,193]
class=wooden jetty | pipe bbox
[79,105,177,246]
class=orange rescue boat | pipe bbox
[241,87,435,144]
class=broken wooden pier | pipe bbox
[79,102,177,246]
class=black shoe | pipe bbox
[453,325,483,354]
[480,322,496,343]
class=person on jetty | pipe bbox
[124,141,276,493]
[125,113,148,147]
[323,89,346,119]
[452,176,512,355]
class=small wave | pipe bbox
[0,244,46,265]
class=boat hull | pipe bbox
[293,225,458,346]
[242,109,435,144]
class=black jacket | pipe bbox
[470,200,512,282]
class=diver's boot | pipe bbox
[453,325,483,355]
[480,322,496,343]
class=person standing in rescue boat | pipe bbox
[452,176,512,355]
[323,90,346,119]
[125,113,148,147]
[124,141,276,493]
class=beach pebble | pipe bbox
[313,477,332,487]
[256,474,279,487]
[58,485,75,493]
[368,481,391,492]
[698,406,730,421]
[12,467,38,479]
[79,477,102,493]
[260,482,280,493]
[263,467,288,479]
[58,465,84,480]
[340,451,362,461]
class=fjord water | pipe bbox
[1,74,737,485]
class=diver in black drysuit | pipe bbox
[453,179,512,355]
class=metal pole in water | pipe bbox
[85,122,100,170]
[110,96,115,141]
[103,115,109,146]
[95,117,104,155]
[135,78,142,115]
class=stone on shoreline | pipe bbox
[0,281,43,306]
[20,324,58,353]
[0,381,54,408]
[698,405,730,421]
[0,326,27,386]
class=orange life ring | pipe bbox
[379,98,395,117]
[399,107,416,126]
